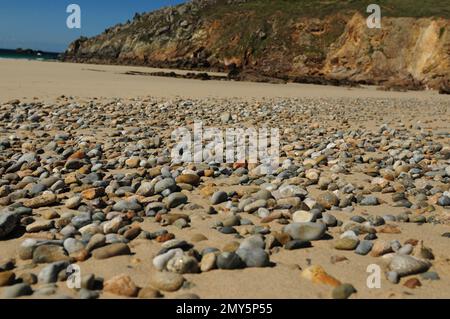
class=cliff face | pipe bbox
[64,0,450,89]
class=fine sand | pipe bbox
[1,59,448,102]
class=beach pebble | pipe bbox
[200,253,217,272]
[388,255,431,277]
[217,252,244,269]
[211,191,228,205]
[334,238,359,250]
[292,210,315,223]
[0,212,18,238]
[283,222,326,241]
[38,261,69,284]
[92,243,131,259]
[236,248,270,268]
[33,245,69,264]
[2,283,33,299]
[332,283,357,299]
[149,271,185,292]
[166,255,200,274]
[103,274,139,297]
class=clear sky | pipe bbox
[0,0,186,52]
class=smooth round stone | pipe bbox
[316,192,339,209]
[71,213,92,229]
[86,234,106,252]
[112,198,142,212]
[65,196,82,209]
[92,243,131,259]
[243,199,267,213]
[355,240,373,255]
[33,245,69,264]
[154,178,176,194]
[176,174,200,186]
[216,252,244,269]
[200,253,217,272]
[257,208,270,219]
[103,216,122,234]
[63,238,85,254]
[389,255,431,277]
[218,226,237,234]
[166,255,200,274]
[398,244,413,255]
[340,230,358,240]
[332,284,357,299]
[350,216,366,223]
[387,271,399,284]
[26,219,54,233]
[410,215,426,223]
[136,182,154,196]
[420,272,440,281]
[292,210,314,223]
[283,222,326,241]
[0,212,18,238]
[153,249,184,271]
[211,191,228,205]
[334,238,359,250]
[160,239,190,250]
[390,240,402,252]
[322,213,337,227]
[2,283,33,299]
[360,196,379,206]
[38,261,69,284]
[236,248,270,268]
[149,271,185,292]
[166,192,188,208]
[367,215,385,226]
[284,240,312,250]
[239,235,265,250]
[253,189,273,200]
[437,196,450,206]
[60,225,78,238]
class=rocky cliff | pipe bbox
[63,0,450,89]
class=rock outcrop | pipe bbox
[63,0,450,89]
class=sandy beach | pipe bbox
[1,59,448,102]
[0,59,449,299]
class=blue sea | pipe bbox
[0,48,60,61]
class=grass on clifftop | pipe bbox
[203,0,450,19]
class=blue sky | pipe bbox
[0,0,186,52]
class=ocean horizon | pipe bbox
[0,48,60,61]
